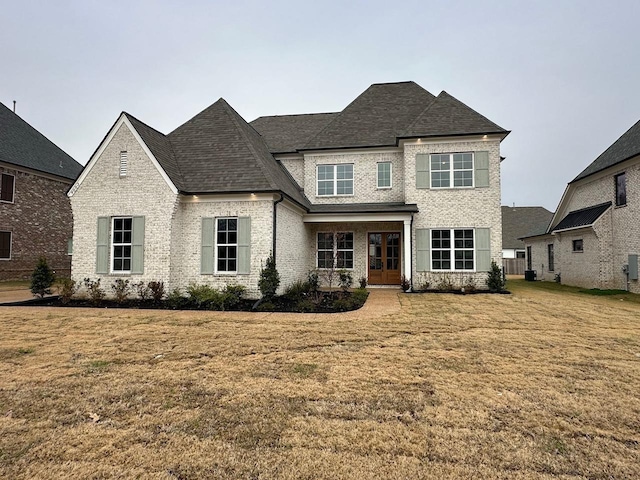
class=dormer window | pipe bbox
[119,151,128,177]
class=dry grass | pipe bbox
[1,281,639,479]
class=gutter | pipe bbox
[272,193,284,262]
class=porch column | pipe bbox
[403,219,412,290]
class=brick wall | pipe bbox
[303,151,404,204]
[70,122,179,292]
[404,140,503,288]
[276,200,309,290]
[0,165,73,280]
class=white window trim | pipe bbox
[377,162,392,189]
[316,164,354,197]
[0,231,12,260]
[430,152,474,189]
[215,217,238,274]
[110,216,132,274]
[0,173,16,204]
[316,231,354,270]
[430,228,476,272]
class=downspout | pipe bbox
[272,193,284,263]
[409,213,414,292]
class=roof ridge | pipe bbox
[123,111,167,136]
[438,91,505,131]
[253,112,339,121]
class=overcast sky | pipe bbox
[2,0,639,211]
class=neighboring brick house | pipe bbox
[68,82,509,297]
[523,119,640,293]
[0,102,82,280]
[501,206,553,274]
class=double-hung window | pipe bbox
[317,232,354,269]
[431,229,474,271]
[0,231,11,259]
[615,173,626,206]
[111,217,132,272]
[216,218,238,272]
[1,173,15,203]
[377,162,392,189]
[317,164,353,196]
[430,153,473,188]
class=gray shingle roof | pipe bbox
[302,82,436,150]
[572,119,640,182]
[402,91,508,138]
[125,99,309,208]
[502,206,554,248]
[0,102,82,180]
[308,202,419,214]
[552,202,611,232]
[250,113,339,153]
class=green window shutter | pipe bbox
[201,218,215,274]
[237,217,251,275]
[96,217,110,274]
[475,151,489,188]
[131,216,145,274]
[416,154,430,189]
[475,228,491,271]
[416,229,430,271]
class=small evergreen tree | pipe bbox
[258,254,280,300]
[30,257,56,298]
[487,261,506,292]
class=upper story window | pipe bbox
[377,162,392,189]
[0,231,11,259]
[615,172,626,206]
[572,239,583,252]
[431,153,473,188]
[317,164,353,196]
[119,151,128,177]
[112,217,133,272]
[1,173,15,203]
[431,229,474,271]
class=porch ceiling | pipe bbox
[304,202,417,223]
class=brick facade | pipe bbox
[0,165,73,280]
[525,155,639,293]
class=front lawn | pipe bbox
[1,283,639,478]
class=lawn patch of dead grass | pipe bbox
[1,284,639,479]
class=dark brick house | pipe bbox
[0,102,82,280]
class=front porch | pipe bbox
[303,203,418,286]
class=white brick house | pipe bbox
[523,119,640,293]
[69,82,509,297]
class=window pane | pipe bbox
[378,162,391,187]
[114,231,123,244]
[123,218,132,230]
[114,259,122,270]
[217,231,226,244]
[431,155,450,171]
[318,165,334,181]
[337,179,353,195]
[336,164,353,179]
[218,218,228,232]
[123,231,132,243]
[318,180,334,196]
[218,246,227,260]
[228,232,237,244]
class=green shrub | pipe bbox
[58,278,77,305]
[332,298,352,311]
[166,288,187,310]
[258,254,280,300]
[307,271,320,294]
[257,301,275,312]
[111,278,131,304]
[358,276,367,289]
[185,283,219,309]
[296,299,316,312]
[350,287,369,307]
[83,278,106,306]
[30,257,55,298]
[338,270,353,292]
[487,261,506,292]
[284,280,311,302]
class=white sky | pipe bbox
[2,0,639,211]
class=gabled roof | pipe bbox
[402,91,508,138]
[502,206,554,248]
[302,82,436,150]
[0,102,82,180]
[572,119,640,182]
[250,113,339,153]
[552,202,611,232]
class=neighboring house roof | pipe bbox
[308,202,419,214]
[123,99,309,208]
[502,206,554,248]
[572,119,640,182]
[402,91,508,139]
[250,113,339,153]
[552,202,611,232]
[0,101,82,180]
[253,82,508,153]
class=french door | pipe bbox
[368,232,401,285]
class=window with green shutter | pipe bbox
[201,217,251,274]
